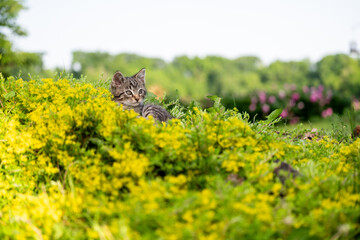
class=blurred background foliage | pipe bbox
[69,51,360,122]
[70,51,360,98]
[0,0,44,78]
[1,0,359,123]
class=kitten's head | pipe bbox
[111,68,147,107]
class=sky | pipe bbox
[12,0,360,69]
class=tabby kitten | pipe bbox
[110,68,173,122]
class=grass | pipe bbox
[279,114,354,139]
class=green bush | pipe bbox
[0,75,359,239]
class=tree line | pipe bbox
[70,51,360,100]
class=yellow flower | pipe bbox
[182,210,194,223]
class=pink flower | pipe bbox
[310,93,318,103]
[249,104,257,112]
[280,109,288,118]
[289,99,296,107]
[321,107,333,118]
[309,86,324,104]
[321,111,327,118]
[297,101,305,110]
[290,117,299,125]
[291,93,300,102]
[327,108,333,115]
[258,91,267,104]
[353,99,360,111]
[262,104,270,113]
[303,86,309,94]
[278,90,286,99]
[268,96,276,104]
[325,90,332,104]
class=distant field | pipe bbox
[279,115,352,135]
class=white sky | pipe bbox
[12,0,360,69]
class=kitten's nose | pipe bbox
[134,95,140,102]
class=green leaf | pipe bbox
[207,95,225,113]
[264,108,283,124]
[207,95,222,108]
[3,91,15,100]
[144,91,160,105]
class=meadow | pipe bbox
[0,75,359,240]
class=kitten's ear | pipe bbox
[134,68,146,84]
[112,71,125,85]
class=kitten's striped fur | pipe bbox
[110,68,173,122]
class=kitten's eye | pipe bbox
[126,90,132,95]
[139,89,145,95]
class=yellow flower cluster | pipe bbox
[0,77,359,239]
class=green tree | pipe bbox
[0,0,43,78]
[260,59,314,91]
[234,56,262,72]
[0,0,27,35]
[317,54,360,95]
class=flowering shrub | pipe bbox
[0,76,359,239]
[248,84,351,124]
